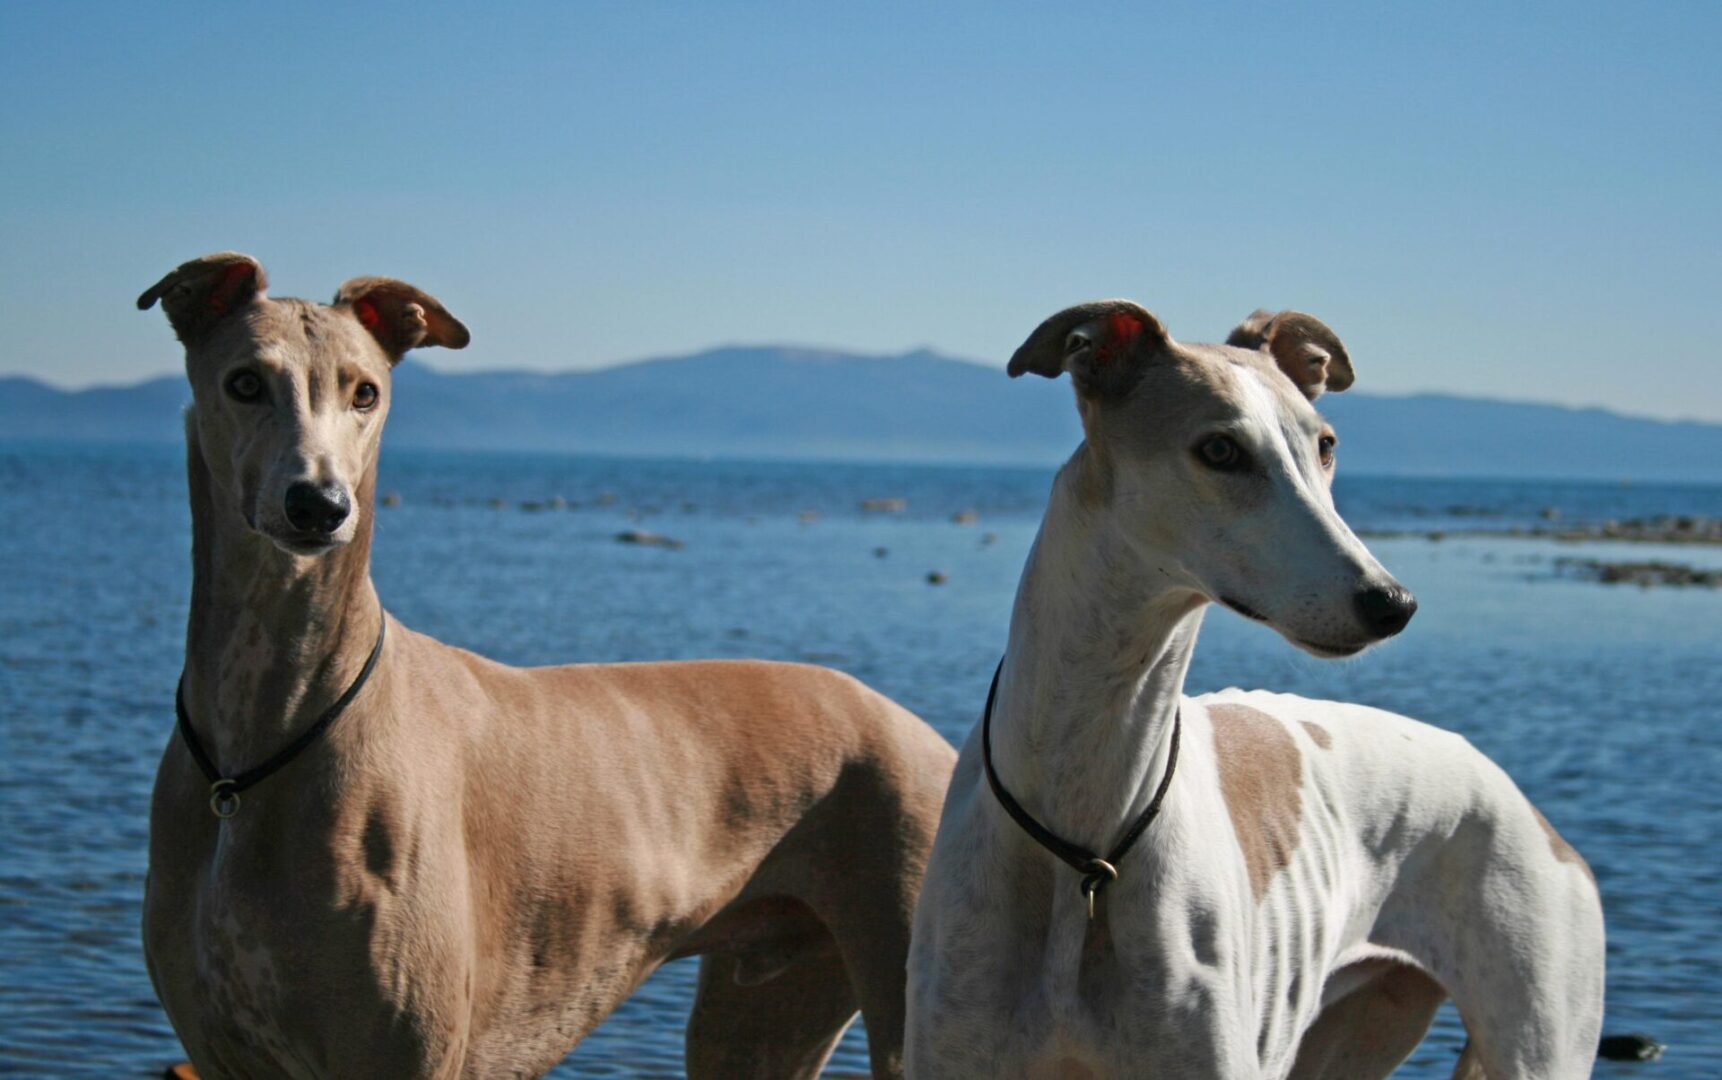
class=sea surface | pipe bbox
[1,442,1719,1078]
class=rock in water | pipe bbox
[1598,1033,1665,1061]
[614,529,685,550]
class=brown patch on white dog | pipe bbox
[1210,704,1304,902]
[1530,804,1595,882]
[1300,721,1333,749]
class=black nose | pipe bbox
[284,481,351,535]
[1355,584,1417,638]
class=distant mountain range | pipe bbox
[4,346,1720,482]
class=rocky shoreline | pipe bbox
[1554,558,1722,589]
[1360,514,1722,546]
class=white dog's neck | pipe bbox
[991,451,1207,851]
[182,427,382,771]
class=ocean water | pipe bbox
[1,441,1718,1078]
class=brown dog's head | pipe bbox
[139,252,469,555]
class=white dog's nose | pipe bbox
[1354,584,1417,638]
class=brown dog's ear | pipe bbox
[136,252,267,343]
[1007,300,1170,400]
[1227,309,1353,398]
[333,277,471,362]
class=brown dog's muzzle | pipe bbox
[283,481,351,537]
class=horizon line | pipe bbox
[5,344,1719,429]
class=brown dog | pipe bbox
[139,253,956,1078]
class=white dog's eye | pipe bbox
[353,382,380,411]
[1318,434,1337,466]
[1195,435,1246,472]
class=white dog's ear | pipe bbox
[1227,309,1354,398]
[333,277,471,362]
[136,252,267,344]
[1007,300,1170,400]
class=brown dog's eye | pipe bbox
[1318,434,1337,466]
[1196,435,1246,472]
[354,383,380,411]
[225,370,263,402]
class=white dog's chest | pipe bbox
[934,898,1336,1079]
[909,725,1366,1079]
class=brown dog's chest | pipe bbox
[144,775,474,1077]
[145,846,335,1076]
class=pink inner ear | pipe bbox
[207,263,255,313]
[1095,313,1144,363]
[354,298,381,329]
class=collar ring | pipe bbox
[208,779,241,819]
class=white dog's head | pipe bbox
[1010,300,1414,657]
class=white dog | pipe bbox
[906,301,1604,1079]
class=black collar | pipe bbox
[175,615,387,819]
[980,657,1181,919]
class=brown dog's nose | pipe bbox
[1355,585,1417,638]
[284,481,351,535]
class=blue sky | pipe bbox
[2,1,1717,421]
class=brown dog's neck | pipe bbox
[989,465,1203,851]
[181,425,385,772]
